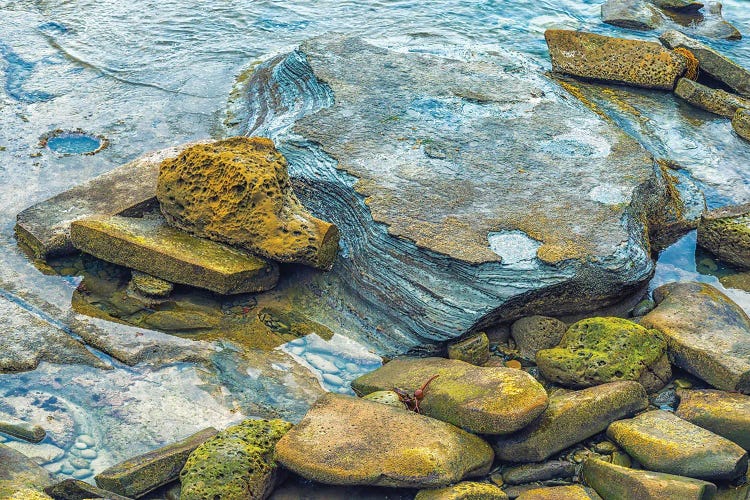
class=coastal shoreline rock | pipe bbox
[676,389,750,450]
[734,108,750,142]
[674,77,750,117]
[697,203,750,268]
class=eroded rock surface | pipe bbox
[697,203,750,269]
[676,389,750,450]
[674,78,750,118]
[734,108,750,142]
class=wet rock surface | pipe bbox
[697,203,750,269]
[734,108,750,141]
[674,78,750,118]
[415,482,508,499]
[602,0,663,31]
[45,478,133,500]
[0,443,55,498]
[510,316,567,362]
[516,485,601,500]
[502,461,576,485]
[676,389,750,449]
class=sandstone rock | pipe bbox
[45,479,133,500]
[734,108,750,142]
[502,461,576,485]
[675,78,750,117]
[650,0,703,9]
[7,489,53,500]
[536,317,670,392]
[180,419,292,500]
[362,390,408,410]
[0,421,45,443]
[351,357,548,434]
[697,204,750,268]
[510,316,567,361]
[676,389,750,449]
[415,482,507,500]
[0,443,55,498]
[602,0,663,31]
[546,30,687,90]
[660,30,750,96]
[491,381,647,462]
[641,282,750,393]
[70,215,279,295]
[157,137,339,270]
[607,410,748,481]
[516,485,601,500]
[130,271,173,298]
[447,332,490,365]
[582,457,717,500]
[94,427,218,498]
[275,393,494,488]
[630,298,656,317]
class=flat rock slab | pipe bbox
[607,410,748,481]
[675,78,750,118]
[734,108,750,142]
[0,421,45,443]
[45,479,133,500]
[71,215,279,295]
[491,381,647,462]
[414,482,507,499]
[697,203,750,268]
[641,282,750,393]
[0,443,55,498]
[676,389,750,450]
[275,393,494,488]
[516,485,601,500]
[351,357,548,434]
[503,461,575,485]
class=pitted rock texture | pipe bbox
[414,482,508,499]
[157,137,340,270]
[697,203,750,268]
[676,389,750,450]
[675,78,750,118]
[734,108,750,142]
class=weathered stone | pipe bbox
[8,489,53,500]
[351,357,548,434]
[142,310,220,332]
[129,271,173,298]
[157,137,339,270]
[70,215,279,295]
[536,317,670,392]
[582,457,717,500]
[676,389,750,450]
[0,421,45,443]
[0,443,55,498]
[650,0,703,10]
[45,479,133,500]
[180,419,292,500]
[415,482,507,500]
[602,0,663,31]
[510,316,567,362]
[660,30,750,96]
[693,2,742,41]
[503,461,576,485]
[734,108,750,142]
[607,410,748,481]
[641,282,750,393]
[94,427,218,498]
[275,393,494,488]
[546,30,687,89]
[491,381,647,462]
[362,390,407,410]
[4,442,63,465]
[698,204,750,268]
[516,485,601,500]
[447,332,490,365]
[675,78,750,117]
[630,298,656,317]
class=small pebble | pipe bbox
[322,373,345,387]
[59,464,74,475]
[592,441,618,454]
[489,471,504,487]
[78,448,97,459]
[74,441,88,450]
[611,451,632,468]
[71,468,92,480]
[69,457,90,470]
[77,434,95,446]
[505,359,522,369]
[674,378,693,389]
[288,346,304,356]
[305,353,339,374]
[345,362,359,372]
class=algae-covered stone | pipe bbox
[641,282,750,393]
[351,357,548,435]
[516,485,601,500]
[602,0,663,31]
[414,482,507,500]
[157,137,339,270]
[676,389,750,450]
[275,393,494,488]
[71,215,279,295]
[45,479,133,500]
[130,271,173,298]
[491,381,647,462]
[510,316,567,362]
[7,488,53,500]
[607,410,748,481]
[502,461,576,485]
[582,457,717,500]
[447,333,490,365]
[0,421,45,443]
[675,78,750,118]
[698,203,750,269]
[546,30,687,90]
[143,310,220,332]
[650,0,703,9]
[734,108,750,142]
[536,317,670,392]
[180,419,292,500]
[362,390,407,410]
[0,443,55,498]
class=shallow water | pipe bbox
[0,0,749,489]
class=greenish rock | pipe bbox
[142,310,220,332]
[275,393,494,488]
[641,282,750,393]
[734,108,750,142]
[7,489,54,500]
[602,0,663,31]
[697,204,750,269]
[607,409,748,481]
[510,316,567,362]
[415,482,507,499]
[351,357,548,435]
[502,461,576,485]
[676,389,750,450]
[361,391,407,409]
[650,0,703,10]
[70,215,279,295]
[675,78,750,118]
[516,485,601,500]
[180,419,292,500]
[94,427,218,498]
[44,479,133,500]
[630,298,656,317]
[0,421,45,443]
[536,317,671,392]
[130,271,173,298]
[491,381,647,462]
[720,271,750,292]
[447,333,490,366]
[0,443,55,498]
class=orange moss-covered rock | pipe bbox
[157,137,339,270]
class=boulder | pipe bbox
[491,381,647,462]
[676,389,750,450]
[536,317,670,392]
[601,0,663,31]
[502,461,576,485]
[157,137,339,270]
[516,485,601,500]
[274,393,494,488]
[607,410,748,481]
[582,457,717,500]
[545,30,687,89]
[0,421,45,443]
[692,2,741,41]
[351,357,548,434]
[650,0,703,9]
[361,390,408,410]
[129,271,173,298]
[45,479,133,500]
[641,282,750,393]
[180,419,292,500]
[414,482,507,500]
[0,443,55,498]
[674,78,750,118]
[447,332,490,365]
[697,204,750,268]
[734,108,750,142]
[510,316,567,362]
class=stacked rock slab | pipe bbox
[697,204,750,269]
[676,389,750,450]
[414,482,508,500]
[601,0,662,31]
[734,108,750,142]
[674,78,750,118]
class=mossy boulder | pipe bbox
[697,203,750,269]
[414,482,507,499]
[362,390,407,410]
[516,485,600,500]
[676,389,750,450]
[130,271,173,298]
[447,333,490,366]
[0,443,54,499]
[502,461,575,485]
[157,137,339,270]
[180,419,292,500]
[536,317,670,392]
[733,108,750,142]
[7,488,53,500]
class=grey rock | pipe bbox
[503,461,576,485]
[511,316,567,361]
[0,443,55,498]
[650,0,703,10]
[602,0,663,31]
[45,479,133,500]
[674,78,750,117]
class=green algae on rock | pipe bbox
[674,78,750,118]
[180,419,292,500]
[0,421,45,444]
[697,204,750,269]
[362,390,408,410]
[45,479,133,500]
[516,485,601,500]
[130,271,173,298]
[536,317,670,392]
[157,137,339,270]
[676,389,750,450]
[502,461,576,485]
[447,332,490,366]
[734,108,750,142]
[0,443,55,498]
[414,481,508,500]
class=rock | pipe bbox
[676,389,750,449]
[362,390,408,410]
[601,0,663,31]
[502,461,576,485]
[607,409,748,481]
[447,332,490,365]
[157,137,340,270]
[4,442,64,465]
[546,30,687,90]
[274,393,494,488]
[129,271,173,298]
[734,108,750,142]
[660,30,750,96]
[510,316,567,361]
[45,479,133,500]
[630,298,656,317]
[94,427,218,498]
[0,421,45,443]
[180,419,292,500]
[650,0,703,9]
[582,457,717,500]
[641,282,750,393]
[693,2,742,41]
[0,443,55,498]
[8,489,53,500]
[414,482,508,500]
[516,485,601,500]
[697,204,750,268]
[351,357,548,434]
[536,317,671,392]
[142,310,220,332]
[491,381,647,462]
[675,78,750,117]
[70,215,279,295]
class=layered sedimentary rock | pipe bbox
[674,78,750,118]
[676,389,750,450]
[697,203,750,268]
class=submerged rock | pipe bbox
[45,479,132,500]
[414,482,507,500]
[510,316,567,362]
[602,0,663,31]
[502,461,576,485]
[674,77,750,117]
[697,203,750,269]
[734,108,750,142]
[0,443,55,498]
[447,332,490,365]
[0,421,45,444]
[676,389,750,450]
[650,0,703,9]
[130,271,173,298]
